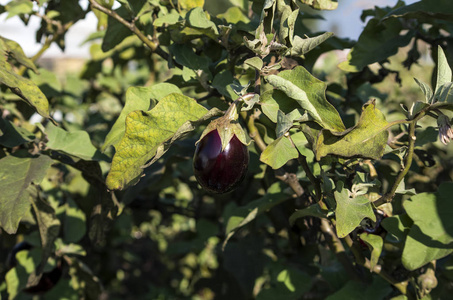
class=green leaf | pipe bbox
[170,43,210,71]
[289,204,327,226]
[186,7,218,35]
[0,154,53,234]
[5,0,33,19]
[106,93,208,190]
[381,214,412,244]
[223,182,290,248]
[290,32,334,57]
[414,78,433,103]
[179,0,204,10]
[334,182,376,238]
[0,117,35,148]
[325,276,392,300]
[315,100,389,160]
[265,66,345,131]
[402,182,453,271]
[260,89,306,123]
[63,200,86,243]
[260,135,298,169]
[338,18,413,73]
[434,82,453,104]
[359,233,383,270]
[299,0,338,10]
[256,264,312,300]
[383,0,453,22]
[28,68,62,98]
[435,46,452,94]
[102,84,181,151]
[244,56,263,70]
[45,123,108,161]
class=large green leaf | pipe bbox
[402,182,453,271]
[315,100,389,160]
[106,93,209,190]
[334,182,376,238]
[338,17,413,73]
[265,66,345,132]
[102,83,181,151]
[101,6,133,52]
[0,154,53,234]
[435,46,452,95]
[260,135,298,169]
[45,123,108,161]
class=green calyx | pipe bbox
[197,100,249,151]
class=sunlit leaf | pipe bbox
[106,93,208,190]
[315,100,389,160]
[260,135,298,169]
[0,153,53,234]
[265,66,345,131]
[290,32,334,57]
[102,84,181,151]
[299,0,338,10]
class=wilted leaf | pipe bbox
[106,93,208,190]
[265,66,345,131]
[402,182,453,271]
[359,233,383,270]
[315,100,389,160]
[45,123,108,161]
[260,135,298,169]
[0,154,53,234]
[334,182,376,238]
[102,84,181,151]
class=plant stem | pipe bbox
[88,0,170,62]
[374,119,417,207]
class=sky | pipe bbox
[0,0,418,59]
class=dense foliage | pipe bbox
[1,0,453,299]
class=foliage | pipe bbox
[0,0,453,299]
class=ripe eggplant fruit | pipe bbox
[193,99,249,194]
[193,129,249,193]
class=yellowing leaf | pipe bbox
[315,100,389,160]
[179,0,204,10]
[106,93,208,190]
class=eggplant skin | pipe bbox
[193,130,249,194]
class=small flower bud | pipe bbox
[437,114,453,145]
